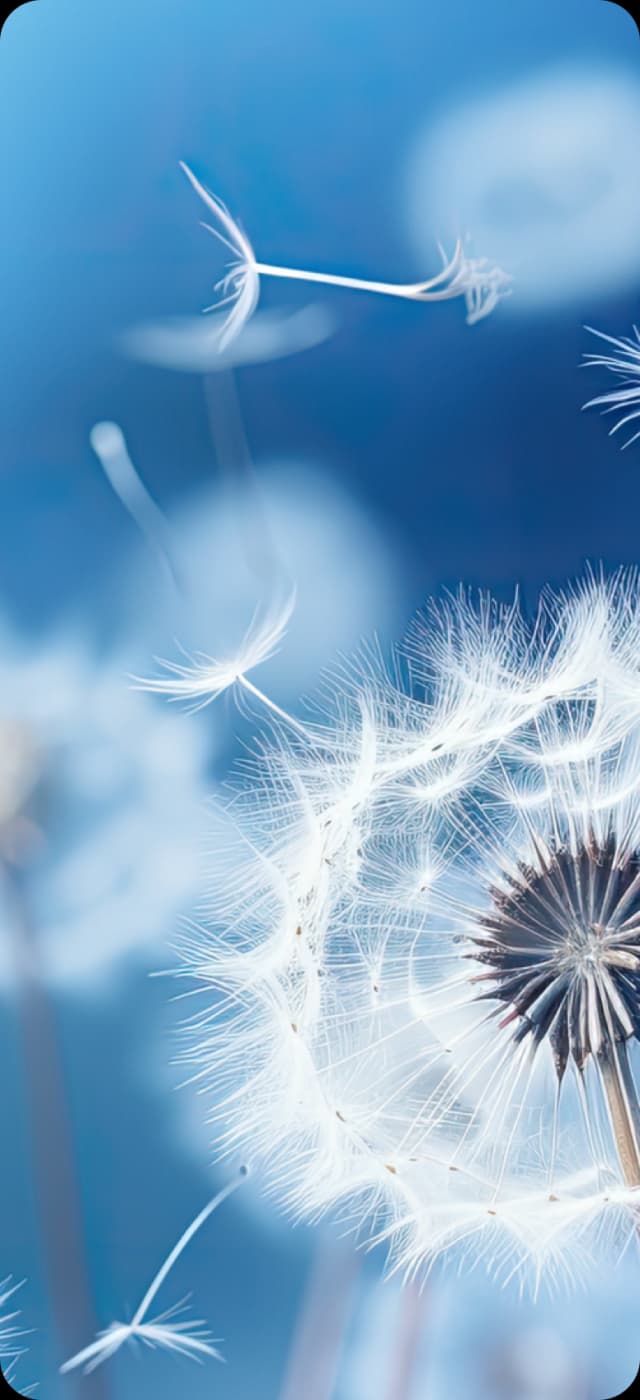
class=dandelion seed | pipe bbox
[179,161,510,349]
[173,571,640,1290]
[582,326,640,448]
[60,1172,246,1377]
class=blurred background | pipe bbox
[1,0,640,1395]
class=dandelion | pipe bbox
[60,1172,246,1376]
[408,66,640,309]
[0,613,207,992]
[582,325,640,447]
[172,571,640,1291]
[179,162,510,350]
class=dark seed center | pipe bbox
[468,834,640,1076]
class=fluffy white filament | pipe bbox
[174,573,640,1292]
[582,325,640,448]
[137,594,296,716]
[179,162,511,348]
[0,1276,34,1392]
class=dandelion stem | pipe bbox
[90,421,182,593]
[253,259,460,303]
[598,1040,640,1188]
[236,673,319,744]
[278,1245,358,1400]
[385,1281,424,1400]
[1,859,110,1400]
[131,1174,245,1329]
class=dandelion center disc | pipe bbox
[471,835,640,1076]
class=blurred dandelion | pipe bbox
[107,453,408,710]
[582,326,640,448]
[0,613,208,993]
[0,606,213,1389]
[179,162,510,349]
[122,303,336,374]
[0,611,210,1397]
[169,571,640,1292]
[60,1171,246,1377]
[408,66,640,309]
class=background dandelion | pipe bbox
[406,64,640,309]
[0,614,209,994]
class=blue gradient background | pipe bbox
[1,1,640,1397]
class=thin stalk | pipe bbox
[90,421,181,592]
[253,254,462,303]
[598,1039,640,1188]
[130,1176,243,1328]
[2,859,110,1400]
[202,369,289,596]
[237,674,318,744]
[384,1281,425,1400]
[278,1244,358,1400]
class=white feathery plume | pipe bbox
[169,571,640,1293]
[0,1276,35,1393]
[136,593,296,719]
[60,1172,246,1377]
[582,325,640,447]
[179,162,511,349]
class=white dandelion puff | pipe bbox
[60,1172,246,1377]
[172,571,640,1290]
[179,161,510,349]
[582,325,640,448]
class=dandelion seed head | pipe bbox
[177,571,640,1289]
